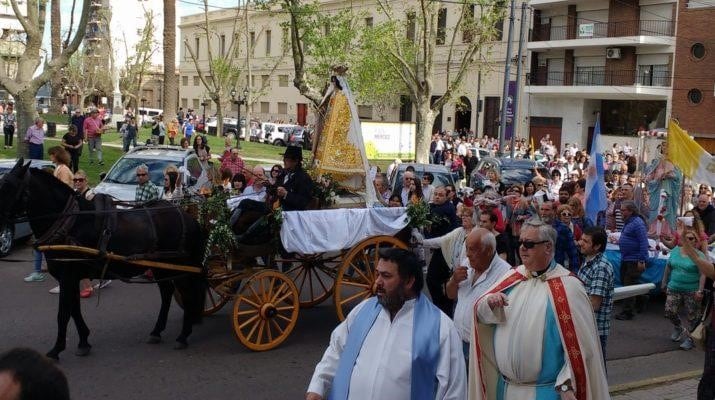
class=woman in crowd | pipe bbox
[558,203,582,241]
[24,117,45,159]
[167,117,179,145]
[61,125,82,173]
[193,135,211,169]
[179,137,190,149]
[162,165,183,201]
[568,196,593,232]
[122,117,138,152]
[416,206,475,270]
[662,227,706,351]
[221,135,234,160]
[220,168,233,191]
[662,210,709,250]
[231,173,247,195]
[48,146,73,187]
[388,194,403,207]
[269,164,282,185]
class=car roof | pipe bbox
[396,163,451,174]
[124,145,195,160]
[0,159,55,169]
[480,157,537,168]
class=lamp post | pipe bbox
[200,98,209,133]
[230,87,248,138]
[140,97,147,125]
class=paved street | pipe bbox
[612,378,699,400]
[0,243,706,399]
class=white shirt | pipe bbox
[308,298,466,400]
[453,254,511,342]
[457,143,468,157]
[436,139,445,151]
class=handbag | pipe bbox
[691,294,711,349]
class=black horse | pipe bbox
[0,160,207,360]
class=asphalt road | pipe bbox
[0,244,704,399]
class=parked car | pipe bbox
[387,163,456,197]
[0,159,54,257]
[266,124,303,147]
[205,117,240,137]
[94,145,210,202]
[251,122,275,143]
[469,157,550,190]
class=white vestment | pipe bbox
[468,264,610,400]
[308,298,467,400]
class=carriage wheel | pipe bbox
[232,270,299,351]
[173,284,231,316]
[280,253,340,308]
[333,236,407,321]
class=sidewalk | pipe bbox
[611,377,699,399]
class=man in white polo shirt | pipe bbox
[446,227,511,360]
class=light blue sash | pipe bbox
[329,295,442,400]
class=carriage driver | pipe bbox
[275,145,313,211]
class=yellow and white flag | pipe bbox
[667,120,715,187]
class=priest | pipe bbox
[306,248,466,400]
[469,218,609,400]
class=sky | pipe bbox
[41,0,240,70]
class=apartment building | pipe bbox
[670,0,715,152]
[0,0,25,101]
[178,0,529,137]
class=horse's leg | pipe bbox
[46,274,73,360]
[70,272,92,356]
[148,278,174,344]
[175,279,201,350]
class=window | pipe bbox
[278,102,288,114]
[278,75,289,87]
[265,30,272,56]
[325,22,331,36]
[182,76,188,86]
[181,98,188,108]
[437,8,447,45]
[192,98,200,109]
[688,0,715,9]
[492,1,505,41]
[195,37,200,59]
[688,88,703,104]
[260,102,270,114]
[282,27,289,52]
[692,43,706,59]
[358,105,373,119]
[250,32,255,55]
[261,75,270,88]
[462,5,475,43]
[399,95,413,122]
[365,17,373,28]
[193,76,200,86]
[220,34,226,56]
[233,33,240,57]
[406,12,416,41]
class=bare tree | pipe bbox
[63,51,112,108]
[162,0,177,120]
[0,0,91,157]
[118,8,158,110]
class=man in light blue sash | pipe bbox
[306,248,466,400]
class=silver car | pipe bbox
[0,159,55,257]
[94,145,209,202]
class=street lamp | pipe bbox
[140,97,147,125]
[231,88,248,138]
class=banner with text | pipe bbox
[361,121,416,160]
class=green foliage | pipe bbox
[199,188,237,265]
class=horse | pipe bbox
[0,159,207,360]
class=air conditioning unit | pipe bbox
[606,48,622,59]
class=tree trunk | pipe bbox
[49,0,63,114]
[15,91,39,159]
[162,0,177,119]
[414,101,435,163]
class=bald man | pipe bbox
[446,228,510,360]
[243,165,268,201]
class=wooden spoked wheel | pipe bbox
[333,236,407,321]
[172,283,231,316]
[280,253,340,308]
[232,270,299,351]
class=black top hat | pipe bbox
[281,145,303,160]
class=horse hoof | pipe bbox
[147,335,161,344]
[75,346,91,357]
[46,351,60,361]
[174,341,188,350]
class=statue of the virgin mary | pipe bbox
[312,68,376,206]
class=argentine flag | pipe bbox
[585,116,608,225]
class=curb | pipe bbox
[609,369,701,394]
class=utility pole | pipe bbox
[510,3,528,158]
[498,0,516,156]
[244,0,252,143]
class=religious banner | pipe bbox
[504,81,516,141]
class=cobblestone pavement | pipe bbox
[611,378,699,400]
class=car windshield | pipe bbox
[392,168,454,194]
[103,158,180,187]
[500,167,536,185]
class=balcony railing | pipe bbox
[531,20,674,41]
[529,66,671,86]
